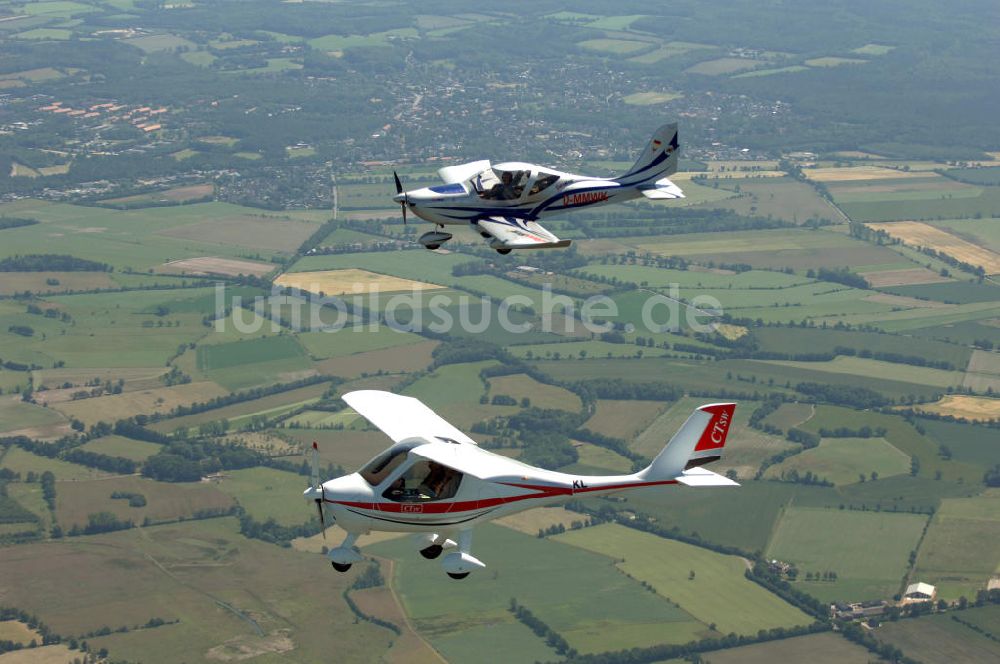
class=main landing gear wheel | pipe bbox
[425,244,440,251]
[331,561,352,573]
[420,544,443,560]
[447,572,469,580]
[495,248,512,255]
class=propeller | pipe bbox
[393,170,407,225]
[310,441,327,540]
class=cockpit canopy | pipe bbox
[475,165,561,201]
[359,441,464,503]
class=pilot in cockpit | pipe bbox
[489,171,518,200]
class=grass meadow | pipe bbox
[369,524,706,655]
[556,524,813,634]
[765,506,927,602]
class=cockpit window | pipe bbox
[359,441,421,486]
[382,460,463,502]
[478,169,528,200]
[528,174,559,196]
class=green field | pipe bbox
[752,326,973,369]
[556,524,812,634]
[762,402,815,430]
[532,356,946,404]
[693,177,846,225]
[1,446,107,481]
[487,373,581,412]
[799,406,986,485]
[431,619,558,664]
[913,493,1000,600]
[575,264,809,289]
[306,28,417,52]
[881,279,1000,305]
[0,399,66,434]
[578,38,650,55]
[696,631,879,663]
[0,518,387,662]
[874,605,1000,664]
[805,56,868,67]
[147,381,330,434]
[289,250,476,285]
[766,436,911,486]
[632,227,901,272]
[766,507,927,602]
[79,435,163,462]
[216,467,309,526]
[298,325,423,360]
[839,186,1000,222]
[196,335,314,390]
[55,476,235,528]
[686,57,762,76]
[0,200,321,270]
[369,524,708,655]
[919,419,1000,469]
[622,91,682,105]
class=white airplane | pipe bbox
[304,390,737,579]
[391,122,684,254]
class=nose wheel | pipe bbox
[447,572,469,580]
[331,561,352,573]
[495,248,512,255]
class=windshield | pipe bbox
[528,173,559,196]
[359,441,422,486]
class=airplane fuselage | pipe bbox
[319,465,677,536]
[402,174,641,227]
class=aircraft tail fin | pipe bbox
[617,122,679,185]
[638,403,737,484]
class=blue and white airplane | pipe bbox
[392,122,684,254]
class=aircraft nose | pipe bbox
[323,473,374,502]
[392,193,406,203]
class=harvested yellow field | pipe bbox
[274,268,444,295]
[912,395,1000,422]
[51,381,229,426]
[804,165,927,182]
[0,645,76,664]
[0,621,41,646]
[867,221,1000,274]
[715,323,749,340]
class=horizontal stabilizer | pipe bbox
[676,467,739,487]
[639,178,685,200]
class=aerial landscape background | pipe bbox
[1,0,1000,662]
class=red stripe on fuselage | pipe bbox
[323,479,678,516]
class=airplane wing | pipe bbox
[476,216,572,250]
[639,177,685,200]
[342,390,478,446]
